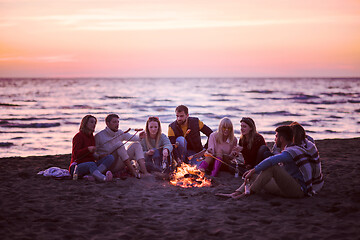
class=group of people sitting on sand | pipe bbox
[70,104,324,199]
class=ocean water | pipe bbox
[0,78,359,158]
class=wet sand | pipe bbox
[1,138,359,239]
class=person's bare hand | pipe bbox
[88,146,96,153]
[163,148,169,160]
[147,149,155,156]
[139,131,146,139]
[242,168,255,182]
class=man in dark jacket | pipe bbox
[168,105,212,165]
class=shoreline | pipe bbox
[2,137,359,160]
[1,137,360,239]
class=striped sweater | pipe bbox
[284,139,324,196]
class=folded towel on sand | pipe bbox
[38,167,71,178]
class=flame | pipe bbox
[169,162,211,188]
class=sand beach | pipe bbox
[1,138,360,240]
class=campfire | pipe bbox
[169,162,211,188]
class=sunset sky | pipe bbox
[0,0,359,78]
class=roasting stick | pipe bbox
[109,128,143,154]
[74,128,137,163]
[98,127,131,149]
[202,152,236,170]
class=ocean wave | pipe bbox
[304,100,347,105]
[253,111,303,116]
[11,137,23,139]
[105,96,136,99]
[59,105,104,109]
[246,90,275,94]
[322,92,359,97]
[152,99,173,102]
[210,98,231,102]
[0,103,21,107]
[210,93,232,97]
[0,142,14,147]
[288,94,319,100]
[1,117,62,121]
[252,97,285,100]
[259,131,276,135]
[0,123,61,128]
[325,129,338,133]
[225,107,243,111]
[328,115,342,119]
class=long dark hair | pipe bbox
[290,122,306,145]
[239,117,257,149]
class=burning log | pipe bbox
[169,163,211,188]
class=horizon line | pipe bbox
[0,76,359,80]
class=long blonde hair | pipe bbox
[145,116,162,149]
[239,117,257,149]
[215,117,235,144]
[79,115,97,135]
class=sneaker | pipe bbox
[105,171,113,182]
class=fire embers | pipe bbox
[169,163,211,188]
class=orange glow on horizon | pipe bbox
[0,0,360,77]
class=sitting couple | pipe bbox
[142,104,213,175]
[69,114,150,182]
[217,123,324,199]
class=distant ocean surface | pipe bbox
[1,78,359,158]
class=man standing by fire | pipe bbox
[168,105,213,165]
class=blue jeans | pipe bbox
[175,136,201,166]
[145,148,172,173]
[70,155,114,177]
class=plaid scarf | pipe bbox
[284,139,324,196]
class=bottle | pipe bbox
[244,180,251,195]
[234,161,239,178]
[162,159,167,170]
[72,165,78,180]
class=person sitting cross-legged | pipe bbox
[217,125,323,199]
